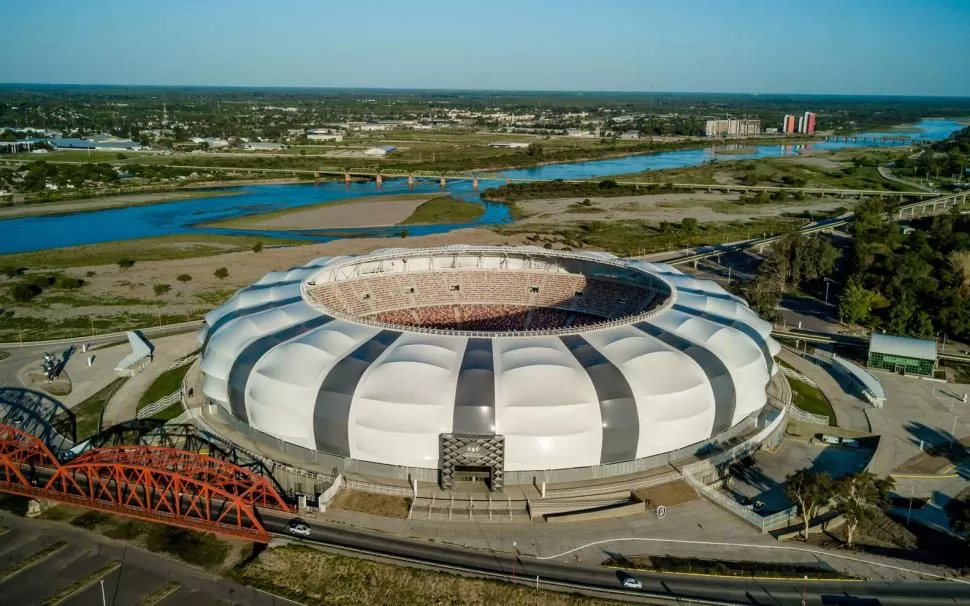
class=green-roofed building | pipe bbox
[867,333,937,376]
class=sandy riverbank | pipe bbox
[206,194,435,230]
[0,189,243,219]
[517,192,852,225]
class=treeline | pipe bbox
[738,232,840,321]
[837,198,970,340]
[482,179,668,202]
[894,126,969,180]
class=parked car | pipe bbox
[622,577,643,589]
[288,519,311,537]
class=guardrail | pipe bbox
[0,320,204,349]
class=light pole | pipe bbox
[951,415,959,449]
[511,541,517,583]
[824,278,831,304]
[99,579,106,606]
[906,483,915,527]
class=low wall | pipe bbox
[545,501,645,523]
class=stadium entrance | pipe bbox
[439,434,505,492]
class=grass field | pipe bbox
[0,234,302,269]
[496,217,801,257]
[399,196,485,224]
[619,149,916,193]
[71,377,127,440]
[137,362,194,409]
[788,378,837,425]
[231,544,621,606]
[0,190,240,219]
[0,310,205,343]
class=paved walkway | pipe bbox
[101,332,199,428]
[308,502,960,582]
[778,348,871,433]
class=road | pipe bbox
[259,512,970,605]
[878,164,936,192]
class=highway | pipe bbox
[259,511,970,605]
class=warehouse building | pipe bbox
[867,333,937,376]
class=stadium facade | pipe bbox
[198,246,780,489]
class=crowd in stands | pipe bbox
[306,267,664,331]
[371,304,602,331]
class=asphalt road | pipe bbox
[260,512,970,606]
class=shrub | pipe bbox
[399,230,408,238]
[118,258,135,269]
[252,242,263,254]
[153,283,171,296]
[176,273,192,283]
[214,267,229,280]
[85,270,96,277]
[53,275,84,289]
[9,282,40,302]
[0,266,26,278]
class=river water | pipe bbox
[0,118,963,254]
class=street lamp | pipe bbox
[512,541,517,583]
[99,579,106,606]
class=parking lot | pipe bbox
[0,514,288,606]
[721,438,874,514]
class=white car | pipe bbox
[288,521,311,537]
[622,577,642,589]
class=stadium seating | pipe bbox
[307,266,662,331]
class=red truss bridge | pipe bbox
[0,422,291,542]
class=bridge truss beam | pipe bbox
[0,423,290,542]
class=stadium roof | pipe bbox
[869,332,936,360]
[198,247,780,473]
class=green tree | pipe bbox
[214,267,229,280]
[785,470,833,540]
[176,274,192,283]
[832,472,894,547]
[117,258,135,269]
[9,282,40,302]
[252,242,263,254]
[153,283,171,296]
[681,217,698,233]
[839,274,876,325]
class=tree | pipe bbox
[839,274,876,325]
[176,273,192,283]
[9,282,40,302]
[153,283,171,296]
[785,470,833,540]
[252,242,263,254]
[832,472,894,547]
[681,217,698,233]
[117,258,135,269]
[214,267,229,280]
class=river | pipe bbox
[0,118,963,254]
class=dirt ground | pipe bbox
[23,228,533,322]
[330,489,410,518]
[216,194,434,230]
[517,193,852,225]
[633,480,699,508]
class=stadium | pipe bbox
[198,245,780,489]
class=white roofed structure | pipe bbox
[197,246,780,488]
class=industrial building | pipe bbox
[704,119,761,137]
[197,246,780,488]
[867,333,937,376]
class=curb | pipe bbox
[602,563,863,583]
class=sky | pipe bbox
[3,0,970,96]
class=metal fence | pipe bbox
[683,472,797,533]
[788,404,830,426]
[136,389,183,419]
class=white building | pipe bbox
[243,142,287,151]
[198,246,779,486]
[364,145,397,157]
[488,141,530,149]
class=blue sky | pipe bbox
[3,0,969,95]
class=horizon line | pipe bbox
[2,81,970,100]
